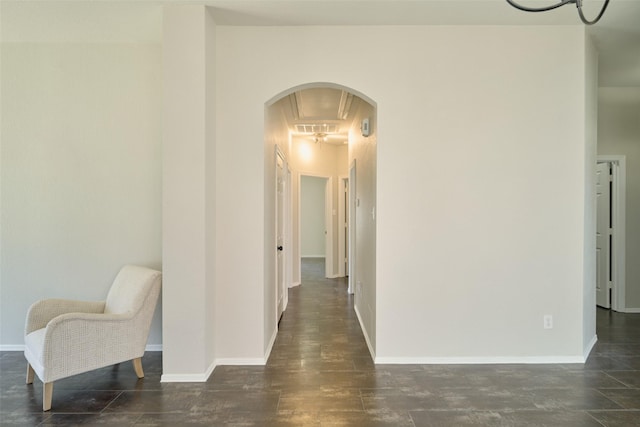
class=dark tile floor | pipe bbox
[1,258,640,426]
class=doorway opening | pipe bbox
[300,174,332,278]
[595,155,626,313]
[265,82,377,359]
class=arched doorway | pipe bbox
[264,82,378,360]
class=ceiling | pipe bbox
[283,88,361,145]
[2,0,639,86]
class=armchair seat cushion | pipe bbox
[25,328,46,377]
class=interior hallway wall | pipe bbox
[598,87,640,311]
[348,100,377,353]
[216,24,592,363]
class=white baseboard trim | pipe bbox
[301,255,325,259]
[354,305,376,360]
[289,281,301,288]
[326,274,341,279]
[145,345,163,352]
[0,345,25,351]
[374,355,586,364]
[621,307,640,313]
[214,358,266,366]
[584,334,598,360]
[264,328,278,361]
[161,359,216,383]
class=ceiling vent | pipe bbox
[294,124,339,134]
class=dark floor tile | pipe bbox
[134,412,231,426]
[104,390,200,413]
[191,390,280,414]
[500,410,605,426]
[319,409,415,426]
[598,388,640,409]
[605,370,640,388]
[526,387,623,410]
[410,410,505,426]
[40,412,142,426]
[278,389,363,412]
[0,411,52,427]
[588,409,640,426]
[411,409,603,427]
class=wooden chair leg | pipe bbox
[26,363,35,384]
[43,382,53,411]
[132,357,144,378]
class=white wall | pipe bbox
[348,100,377,354]
[583,33,598,355]
[598,87,640,310]
[162,5,217,379]
[0,42,162,347]
[215,24,590,363]
[300,176,327,257]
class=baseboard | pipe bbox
[621,307,640,313]
[214,358,266,366]
[0,345,25,351]
[374,356,586,364]
[264,328,278,361]
[354,305,376,360]
[326,274,341,279]
[301,256,325,259]
[290,281,301,288]
[145,344,163,352]
[161,359,216,382]
[584,334,598,360]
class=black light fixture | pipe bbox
[506,0,610,25]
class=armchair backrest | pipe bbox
[104,265,162,316]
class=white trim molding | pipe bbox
[214,358,266,366]
[374,356,587,364]
[161,360,216,383]
[354,305,376,361]
[264,328,278,361]
[583,335,598,360]
[0,345,26,351]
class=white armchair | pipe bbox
[24,265,162,411]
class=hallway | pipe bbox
[1,261,640,425]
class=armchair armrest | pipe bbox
[25,299,105,335]
[39,311,148,381]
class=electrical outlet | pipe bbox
[543,315,553,329]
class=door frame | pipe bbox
[298,172,334,278]
[597,155,626,312]
[275,146,291,323]
[348,160,356,295]
[337,175,349,278]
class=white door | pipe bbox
[596,162,611,309]
[276,152,286,321]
